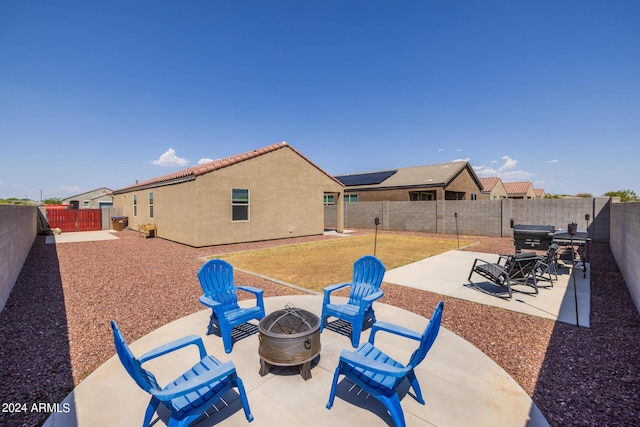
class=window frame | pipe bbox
[231,188,250,222]
[149,192,154,218]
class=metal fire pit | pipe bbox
[258,303,321,380]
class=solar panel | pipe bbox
[335,170,397,186]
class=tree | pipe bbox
[0,198,34,205]
[576,193,593,198]
[43,197,63,205]
[603,189,639,202]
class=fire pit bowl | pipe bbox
[258,304,321,380]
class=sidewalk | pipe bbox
[383,250,590,327]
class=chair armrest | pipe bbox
[139,334,207,362]
[236,285,264,296]
[323,282,351,294]
[199,295,221,310]
[237,285,264,308]
[473,258,508,274]
[323,282,351,304]
[339,350,407,378]
[369,321,422,345]
[153,361,237,400]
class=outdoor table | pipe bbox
[553,230,590,277]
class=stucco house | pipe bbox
[62,187,113,209]
[503,181,536,199]
[111,142,344,247]
[534,188,545,199]
[334,161,483,202]
[479,177,508,200]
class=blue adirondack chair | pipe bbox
[326,301,444,427]
[198,259,266,353]
[320,255,386,347]
[110,320,254,427]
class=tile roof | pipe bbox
[503,181,533,195]
[337,161,481,189]
[113,142,342,194]
[479,177,501,193]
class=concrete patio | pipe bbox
[41,239,592,426]
[44,295,550,427]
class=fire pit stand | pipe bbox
[258,304,321,380]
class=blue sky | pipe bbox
[1,1,638,200]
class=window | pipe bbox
[471,193,477,200]
[345,194,358,203]
[232,189,249,221]
[410,191,435,201]
[323,194,335,205]
[83,200,90,208]
[149,192,154,218]
[133,195,137,217]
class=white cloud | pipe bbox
[473,155,534,180]
[151,148,189,167]
[452,157,471,163]
[197,158,214,165]
[437,148,445,152]
[546,159,560,164]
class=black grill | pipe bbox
[513,224,555,252]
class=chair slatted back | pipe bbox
[348,255,386,305]
[408,301,444,369]
[111,321,160,393]
[198,259,240,311]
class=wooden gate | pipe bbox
[46,209,102,232]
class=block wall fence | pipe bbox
[1,199,638,317]
[0,205,38,312]
[610,202,640,315]
[325,197,613,242]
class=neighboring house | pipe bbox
[479,177,508,200]
[111,142,344,247]
[503,182,536,199]
[62,187,113,209]
[334,161,483,202]
[534,188,545,199]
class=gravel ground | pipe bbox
[0,229,638,426]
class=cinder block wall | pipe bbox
[0,205,37,312]
[325,197,613,242]
[610,202,640,315]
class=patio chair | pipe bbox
[326,301,444,427]
[320,255,386,347]
[467,252,540,299]
[198,259,266,353]
[110,320,254,427]
[533,243,560,286]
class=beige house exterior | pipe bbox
[112,142,344,247]
[534,188,545,199]
[503,181,536,199]
[62,187,113,209]
[479,177,508,200]
[335,161,483,202]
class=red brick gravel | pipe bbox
[0,229,638,426]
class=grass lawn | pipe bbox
[214,234,473,292]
